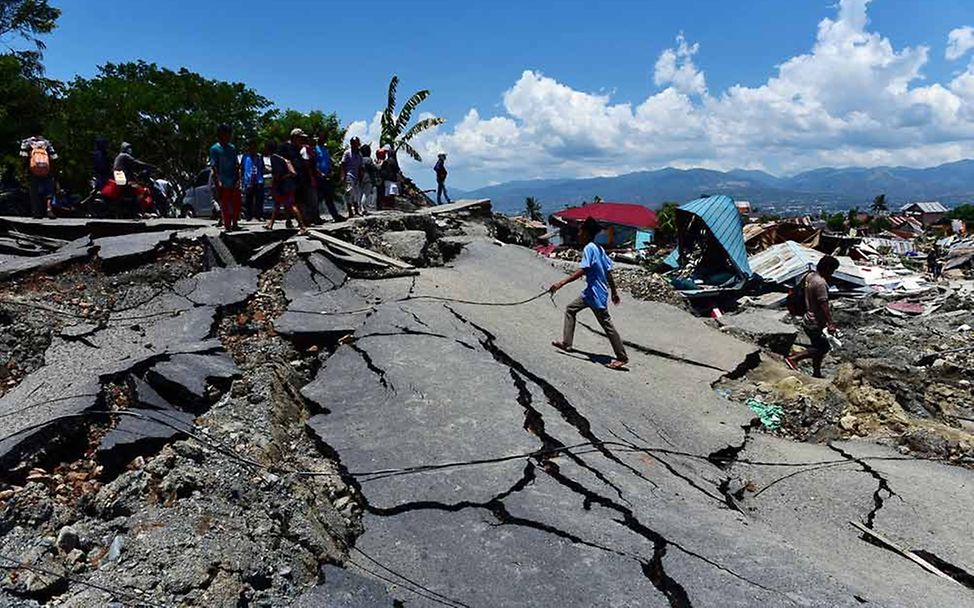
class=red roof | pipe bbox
[553,202,658,229]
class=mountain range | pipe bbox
[455,159,974,216]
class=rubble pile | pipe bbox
[717,282,974,464]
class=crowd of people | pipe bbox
[16,124,455,226]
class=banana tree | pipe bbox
[380,75,445,162]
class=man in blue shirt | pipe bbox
[314,134,344,223]
[549,217,629,370]
[241,140,265,221]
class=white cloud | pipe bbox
[356,0,974,189]
[653,33,706,95]
[946,26,974,61]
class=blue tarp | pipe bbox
[664,194,753,278]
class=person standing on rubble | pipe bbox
[549,217,629,370]
[786,255,840,379]
[314,134,344,223]
[209,123,241,231]
[266,138,308,234]
[434,152,452,205]
[927,248,942,280]
[341,137,363,217]
[20,126,58,219]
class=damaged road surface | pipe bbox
[1,210,972,607]
[304,241,974,608]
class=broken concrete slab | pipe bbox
[292,236,325,256]
[203,234,237,267]
[307,253,347,289]
[275,288,371,346]
[94,231,176,271]
[175,266,260,308]
[379,230,427,266]
[131,376,174,411]
[0,242,95,281]
[97,407,195,463]
[146,353,240,407]
[717,309,798,356]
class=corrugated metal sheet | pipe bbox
[664,195,751,276]
[748,242,865,286]
[900,201,948,214]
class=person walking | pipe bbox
[927,248,942,281]
[241,140,265,221]
[434,152,451,205]
[314,134,344,222]
[209,123,241,231]
[549,217,629,370]
[20,127,58,219]
[341,137,363,217]
[786,255,840,379]
[265,138,307,233]
[297,133,320,225]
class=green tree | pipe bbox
[655,201,680,244]
[592,195,603,204]
[0,52,51,168]
[49,61,274,191]
[871,193,888,214]
[524,196,543,222]
[0,0,60,52]
[379,74,445,162]
[847,206,860,228]
[947,204,974,223]
[868,216,892,233]
[260,109,344,161]
[826,213,846,232]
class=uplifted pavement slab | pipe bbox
[0,239,94,280]
[146,352,240,407]
[94,230,176,270]
[174,266,260,307]
[275,288,371,345]
[97,407,195,460]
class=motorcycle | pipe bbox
[87,167,169,218]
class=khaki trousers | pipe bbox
[562,296,628,361]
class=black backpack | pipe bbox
[786,273,810,317]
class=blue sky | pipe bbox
[41,0,974,189]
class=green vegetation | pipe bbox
[826,213,846,232]
[379,75,445,162]
[524,196,543,222]
[655,201,679,244]
[868,216,892,233]
[870,193,888,214]
[947,204,974,223]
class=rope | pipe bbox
[398,289,554,307]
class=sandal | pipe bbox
[784,357,798,371]
[606,359,629,371]
[551,341,573,353]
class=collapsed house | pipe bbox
[550,202,657,249]
[663,194,753,296]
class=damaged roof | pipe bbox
[553,202,658,229]
[664,195,752,278]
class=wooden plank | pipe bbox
[306,230,414,270]
[419,199,492,216]
[849,521,958,583]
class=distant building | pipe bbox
[735,200,752,215]
[899,201,948,226]
[550,202,657,249]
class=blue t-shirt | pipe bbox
[580,242,613,309]
[315,144,332,175]
[209,142,239,188]
[241,153,264,188]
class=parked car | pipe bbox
[179,169,218,218]
[180,158,273,218]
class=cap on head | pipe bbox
[217,123,232,135]
[290,128,307,139]
[120,142,133,154]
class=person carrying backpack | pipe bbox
[549,217,629,370]
[786,255,840,378]
[20,127,58,219]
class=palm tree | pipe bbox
[525,197,543,222]
[871,194,888,215]
[379,75,445,162]
[592,195,603,204]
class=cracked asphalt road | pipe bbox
[303,239,974,607]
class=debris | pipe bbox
[307,230,414,270]
[746,398,783,429]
